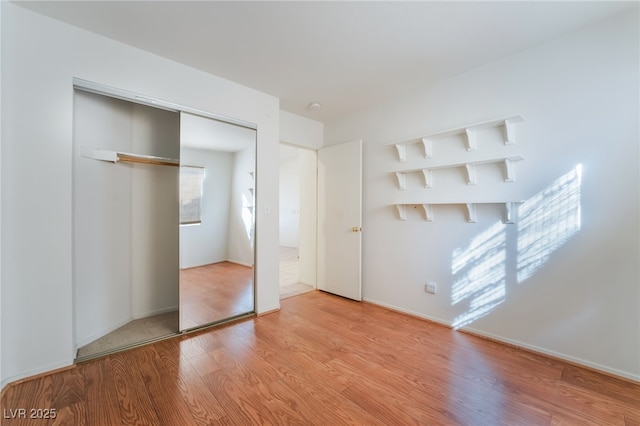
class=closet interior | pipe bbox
[72,84,256,360]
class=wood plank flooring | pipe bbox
[2,290,639,425]
[180,262,254,330]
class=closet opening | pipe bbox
[72,79,257,361]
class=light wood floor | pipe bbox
[2,291,638,425]
[180,261,254,330]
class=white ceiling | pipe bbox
[16,1,637,124]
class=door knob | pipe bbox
[351,227,361,233]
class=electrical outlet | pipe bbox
[425,282,437,294]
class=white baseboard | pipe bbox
[461,325,640,383]
[363,297,640,383]
[1,359,72,392]
[363,297,452,327]
[257,304,280,315]
[226,259,253,268]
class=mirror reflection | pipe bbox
[179,112,256,331]
[73,88,256,360]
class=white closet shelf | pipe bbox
[387,115,524,161]
[81,149,180,167]
[391,155,524,188]
[393,201,521,223]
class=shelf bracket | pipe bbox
[504,118,518,145]
[81,149,119,163]
[421,169,433,188]
[422,204,434,222]
[465,128,477,151]
[504,158,518,182]
[466,203,477,223]
[465,163,478,185]
[420,138,433,158]
[395,204,407,221]
[394,172,407,190]
[394,144,407,162]
[504,202,516,224]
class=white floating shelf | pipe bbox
[81,149,179,167]
[387,115,524,162]
[391,155,524,189]
[393,201,521,223]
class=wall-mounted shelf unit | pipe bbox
[387,115,524,162]
[391,155,524,189]
[393,201,521,223]
[81,149,180,167]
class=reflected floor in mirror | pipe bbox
[280,246,314,299]
[76,311,178,360]
[180,261,254,330]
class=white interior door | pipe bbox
[317,139,362,301]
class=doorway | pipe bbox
[279,144,317,298]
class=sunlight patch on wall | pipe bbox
[517,164,582,283]
[449,165,583,329]
[451,221,507,329]
[242,194,254,241]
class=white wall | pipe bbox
[180,148,233,269]
[227,146,256,266]
[279,150,300,248]
[298,148,318,287]
[129,103,180,320]
[280,110,324,149]
[1,2,280,388]
[73,91,135,347]
[0,0,4,385]
[326,11,639,380]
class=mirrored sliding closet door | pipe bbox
[179,112,256,331]
[72,81,256,361]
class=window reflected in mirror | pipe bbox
[180,166,205,225]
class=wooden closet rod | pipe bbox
[81,149,180,167]
[117,152,179,167]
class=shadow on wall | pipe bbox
[451,164,583,329]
